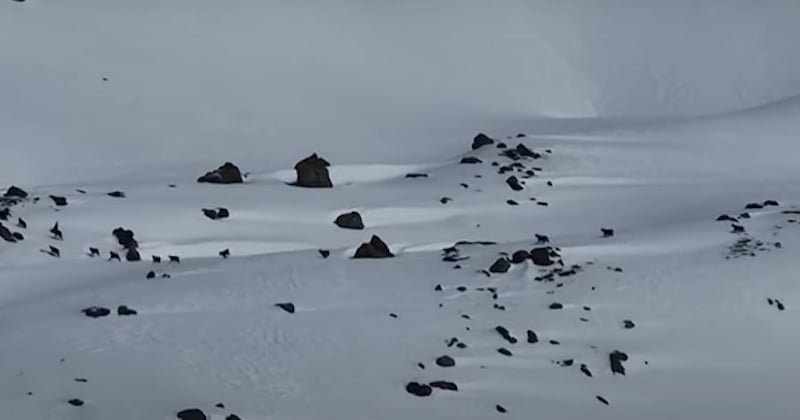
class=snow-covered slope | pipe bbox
[2,1,800,419]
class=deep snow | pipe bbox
[2,1,800,419]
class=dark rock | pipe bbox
[108,251,121,261]
[435,355,455,368]
[334,211,365,230]
[526,330,539,344]
[146,271,156,279]
[107,191,126,198]
[112,227,138,249]
[506,176,523,191]
[440,197,453,204]
[549,302,563,310]
[530,247,558,266]
[460,156,483,164]
[580,364,593,377]
[558,359,574,367]
[763,200,779,206]
[471,133,494,150]
[609,350,629,375]
[496,142,507,149]
[125,248,141,262]
[405,173,428,178]
[0,208,9,220]
[202,208,219,220]
[535,234,550,244]
[216,208,230,219]
[546,181,553,187]
[50,222,63,240]
[0,224,15,242]
[434,284,443,292]
[601,228,614,238]
[68,399,84,407]
[226,416,241,420]
[177,408,208,420]
[489,258,511,273]
[17,217,26,228]
[536,201,549,206]
[456,286,467,292]
[405,382,433,397]
[596,396,610,405]
[429,381,458,391]
[389,313,398,318]
[745,202,764,209]
[169,255,181,263]
[293,153,332,188]
[74,378,88,383]
[353,235,394,258]
[117,305,138,316]
[776,299,785,311]
[497,348,513,357]
[12,232,23,241]
[318,249,330,258]
[49,195,68,206]
[495,326,517,344]
[219,248,230,259]
[510,250,530,264]
[81,306,111,318]
[276,302,296,314]
[716,214,737,222]
[496,404,507,413]
[515,143,539,159]
[4,185,28,198]
[152,255,161,263]
[506,199,519,206]
[215,403,225,409]
[197,162,243,184]
[739,212,751,219]
[731,224,745,233]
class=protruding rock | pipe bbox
[489,258,511,273]
[117,305,138,316]
[405,382,433,397]
[471,133,494,150]
[4,185,28,198]
[506,176,523,191]
[530,247,558,266]
[112,227,138,249]
[276,302,296,314]
[526,330,539,344]
[177,408,208,420]
[293,153,333,188]
[82,306,111,318]
[125,248,141,262]
[334,211,365,230]
[609,350,629,375]
[68,399,84,407]
[429,381,458,391]
[107,191,126,198]
[510,250,530,264]
[353,235,394,258]
[49,195,68,206]
[197,162,243,184]
[460,156,483,164]
[549,302,563,310]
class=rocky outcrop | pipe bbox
[353,235,393,258]
[197,162,243,184]
[293,153,333,188]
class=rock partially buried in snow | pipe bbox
[429,381,458,391]
[276,302,296,314]
[81,306,111,318]
[530,247,559,266]
[460,156,483,164]
[405,382,433,397]
[197,162,243,184]
[471,133,494,150]
[177,408,208,420]
[4,185,28,198]
[334,211,365,230]
[435,355,455,368]
[609,350,629,375]
[353,235,394,258]
[489,258,511,273]
[68,398,84,407]
[49,195,68,206]
[117,305,138,316]
[293,153,333,188]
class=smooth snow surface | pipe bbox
[2,1,800,419]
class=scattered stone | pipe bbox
[197,162,243,184]
[596,396,610,405]
[436,355,455,368]
[506,199,519,206]
[580,364,593,377]
[623,320,636,329]
[276,302,296,314]
[293,153,333,188]
[177,408,208,420]
[510,250,530,264]
[549,340,560,345]
[219,248,231,259]
[11,232,23,241]
[716,214,737,222]
[526,330,538,344]
[549,302,563,310]
[609,350,629,375]
[0,208,9,220]
[68,399,84,407]
[169,255,181,263]
[146,271,156,279]
[318,249,330,258]
[601,228,614,238]
[353,235,394,258]
[506,176,523,191]
[107,191,126,198]
[497,348,513,357]
[536,201,549,206]
[405,173,428,178]
[117,305,138,316]
[81,306,111,318]
[334,211,365,230]
[440,197,453,204]
[460,156,483,164]
[495,326,518,344]
[429,381,458,391]
[49,195,68,206]
[472,133,494,150]
[405,382,433,397]
[496,404,507,413]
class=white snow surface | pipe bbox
[2,1,800,419]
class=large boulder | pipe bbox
[293,153,333,188]
[471,133,494,150]
[530,247,559,266]
[197,162,243,184]
[353,235,394,258]
[334,211,365,230]
[4,185,28,198]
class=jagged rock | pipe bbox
[276,302,296,314]
[471,133,494,150]
[506,176,523,191]
[526,330,539,344]
[429,381,458,391]
[334,211,365,230]
[197,162,243,184]
[293,153,332,188]
[49,195,68,206]
[81,306,111,318]
[117,305,138,316]
[4,185,28,198]
[435,355,455,368]
[353,235,394,258]
[609,350,628,375]
[405,382,432,397]
[489,258,511,273]
[177,408,207,420]
[530,247,558,266]
[510,250,530,264]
